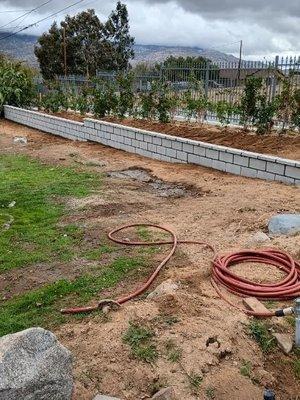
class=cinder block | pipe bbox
[241,167,258,178]
[219,152,233,163]
[183,143,194,153]
[249,158,266,171]
[206,148,219,159]
[176,150,188,162]
[212,159,226,171]
[153,136,162,145]
[233,154,249,167]
[171,140,183,150]
[285,165,300,180]
[162,138,172,148]
[266,161,285,175]
[257,170,275,181]
[193,145,206,157]
[147,143,157,153]
[274,175,295,185]
[144,134,153,143]
[225,163,241,175]
[165,147,176,158]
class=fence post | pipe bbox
[271,55,279,101]
[205,61,210,98]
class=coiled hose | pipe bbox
[61,224,300,317]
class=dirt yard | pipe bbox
[0,118,300,400]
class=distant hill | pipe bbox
[0,31,240,69]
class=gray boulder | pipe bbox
[0,327,73,400]
[268,214,300,236]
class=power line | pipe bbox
[0,0,86,42]
[0,0,53,30]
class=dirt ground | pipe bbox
[53,111,300,160]
[1,119,300,400]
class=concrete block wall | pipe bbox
[4,105,300,185]
[4,106,85,141]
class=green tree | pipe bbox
[34,22,65,80]
[105,1,135,71]
[34,4,134,79]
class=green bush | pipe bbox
[116,73,135,118]
[93,81,118,118]
[0,55,36,114]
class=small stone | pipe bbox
[151,387,175,400]
[8,201,16,208]
[243,297,270,316]
[246,231,270,247]
[93,396,121,400]
[13,136,27,145]
[268,214,300,236]
[273,333,293,355]
[147,280,179,299]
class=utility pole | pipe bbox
[63,26,67,77]
[237,39,243,81]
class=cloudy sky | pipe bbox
[0,0,299,59]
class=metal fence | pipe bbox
[56,55,300,102]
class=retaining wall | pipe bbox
[4,105,300,185]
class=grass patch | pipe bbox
[248,320,275,353]
[293,359,300,380]
[205,386,216,399]
[83,244,115,261]
[0,256,144,336]
[188,372,203,394]
[0,154,101,272]
[123,322,158,363]
[165,339,182,362]
[240,360,252,378]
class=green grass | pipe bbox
[0,256,143,336]
[248,320,276,353]
[83,244,115,261]
[123,322,158,363]
[293,359,300,380]
[0,154,101,272]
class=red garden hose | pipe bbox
[60,224,300,318]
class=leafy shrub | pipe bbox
[116,73,135,118]
[212,100,237,127]
[0,55,36,114]
[184,91,209,123]
[93,81,118,118]
[254,95,277,134]
[240,77,263,130]
[40,91,62,113]
[138,89,156,119]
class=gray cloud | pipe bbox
[0,0,299,58]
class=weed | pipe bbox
[188,372,203,394]
[137,226,152,241]
[205,386,216,399]
[123,322,158,363]
[248,320,275,353]
[165,339,182,362]
[240,360,252,378]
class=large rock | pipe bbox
[147,280,179,299]
[151,387,175,400]
[0,327,73,400]
[268,214,300,236]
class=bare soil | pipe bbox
[1,118,300,400]
[52,111,300,160]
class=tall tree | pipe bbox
[34,4,134,79]
[34,22,65,80]
[105,1,135,71]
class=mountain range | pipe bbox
[0,31,240,69]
